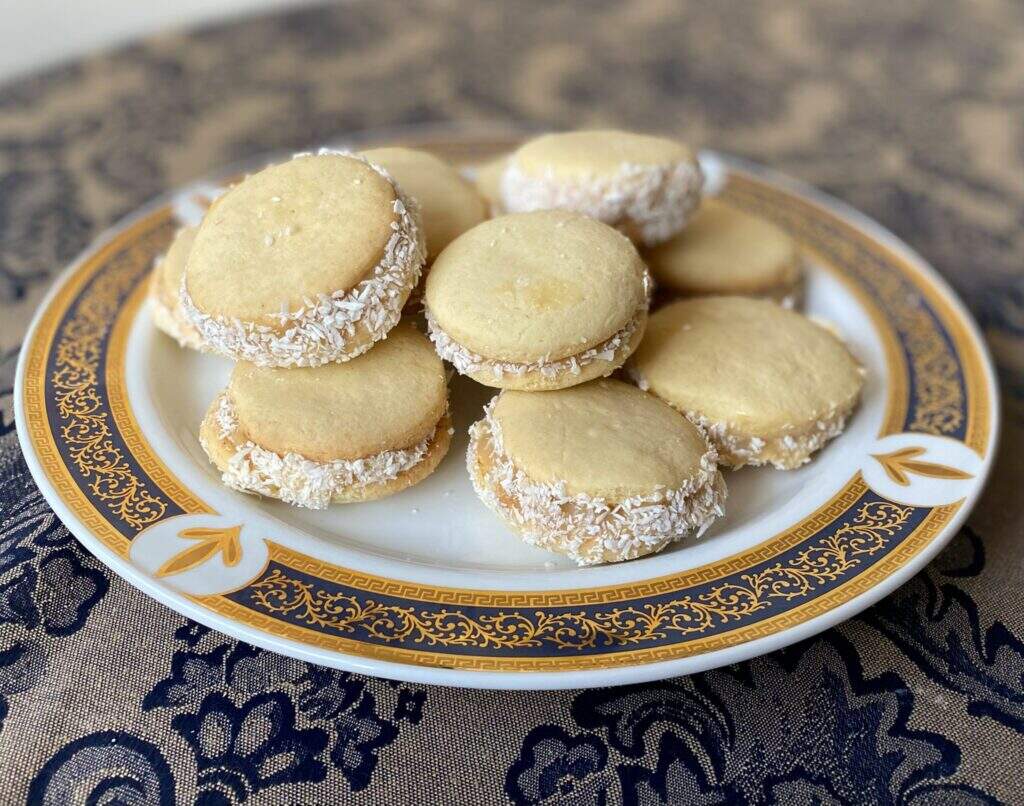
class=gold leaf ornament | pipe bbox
[156,525,243,578]
[871,447,973,487]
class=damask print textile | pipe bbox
[1,1,1023,803]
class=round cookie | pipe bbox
[500,130,703,246]
[148,226,206,350]
[473,155,508,216]
[182,150,426,367]
[424,211,651,391]
[468,379,726,565]
[646,199,803,307]
[628,297,864,469]
[199,323,451,508]
[360,147,487,262]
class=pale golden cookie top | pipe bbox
[512,130,694,179]
[360,147,486,261]
[631,297,863,435]
[491,379,711,500]
[226,323,446,462]
[425,211,647,363]
[646,199,800,295]
[473,155,508,212]
[186,153,400,323]
[155,227,197,305]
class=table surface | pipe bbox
[1,2,1022,803]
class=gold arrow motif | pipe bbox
[871,447,973,487]
[156,525,243,578]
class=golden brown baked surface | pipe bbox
[226,323,447,461]
[360,146,486,260]
[645,199,801,296]
[512,130,694,178]
[491,379,711,500]
[630,296,863,467]
[154,226,197,307]
[185,153,399,322]
[425,211,647,363]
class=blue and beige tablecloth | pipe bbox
[1,2,1022,803]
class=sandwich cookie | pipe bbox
[500,129,703,246]
[148,226,205,350]
[182,150,425,367]
[629,297,864,469]
[199,323,451,509]
[424,211,651,391]
[646,199,803,307]
[359,147,487,263]
[468,379,726,565]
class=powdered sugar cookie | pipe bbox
[182,150,425,368]
[468,379,726,565]
[501,130,703,246]
[629,297,864,469]
[424,211,650,391]
[199,323,450,508]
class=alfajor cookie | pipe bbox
[360,147,487,262]
[646,199,803,307]
[199,323,450,508]
[500,130,703,246]
[182,149,425,368]
[468,379,726,565]
[629,297,864,469]
[424,210,651,391]
[148,226,205,350]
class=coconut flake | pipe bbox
[148,280,208,351]
[181,149,426,368]
[501,157,703,246]
[467,399,726,566]
[425,271,650,380]
[626,366,854,470]
[214,393,238,439]
[206,393,439,510]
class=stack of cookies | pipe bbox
[150,131,864,566]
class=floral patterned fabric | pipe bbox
[1,1,1022,803]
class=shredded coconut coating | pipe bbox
[181,149,426,368]
[149,284,207,351]
[203,393,440,509]
[426,306,644,381]
[500,157,703,246]
[426,271,651,380]
[688,409,852,469]
[214,393,239,440]
[628,366,856,470]
[468,399,727,566]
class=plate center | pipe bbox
[133,255,886,589]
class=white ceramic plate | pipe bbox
[15,130,999,689]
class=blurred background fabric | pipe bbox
[0,0,314,80]
[1,1,1022,803]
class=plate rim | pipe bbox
[14,135,1000,689]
